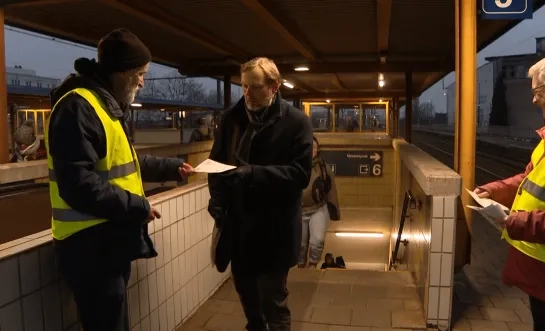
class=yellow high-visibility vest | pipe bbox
[44,88,145,240]
[503,139,545,262]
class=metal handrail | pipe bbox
[389,189,413,270]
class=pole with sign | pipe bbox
[479,0,533,19]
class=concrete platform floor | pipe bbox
[177,268,427,331]
[450,214,535,331]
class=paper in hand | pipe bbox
[465,188,508,224]
[193,159,236,173]
[466,188,509,212]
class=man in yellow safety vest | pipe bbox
[475,57,545,330]
[45,28,193,331]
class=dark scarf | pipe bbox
[237,96,276,163]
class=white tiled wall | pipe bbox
[130,185,231,331]
[0,243,79,331]
[428,195,457,330]
[0,183,231,331]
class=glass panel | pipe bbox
[26,111,35,123]
[17,110,26,128]
[37,111,44,135]
[27,111,36,133]
[362,104,387,132]
[335,104,360,132]
[44,109,51,123]
[309,104,333,132]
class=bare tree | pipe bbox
[142,70,240,104]
[204,88,242,105]
[147,70,208,102]
[139,72,158,98]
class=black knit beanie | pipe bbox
[97,28,152,73]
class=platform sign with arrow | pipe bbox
[319,150,383,177]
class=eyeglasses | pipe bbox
[533,84,545,97]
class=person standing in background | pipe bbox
[298,135,340,269]
[10,120,42,162]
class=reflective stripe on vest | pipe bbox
[503,139,545,262]
[48,161,136,182]
[45,87,145,239]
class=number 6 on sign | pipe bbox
[372,164,382,176]
[495,0,512,8]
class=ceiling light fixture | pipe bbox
[294,66,309,71]
[131,103,142,107]
[282,81,295,89]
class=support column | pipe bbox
[395,97,400,137]
[179,111,184,144]
[454,0,476,268]
[0,10,8,163]
[9,103,17,154]
[404,72,413,143]
[392,97,399,138]
[223,76,231,108]
[293,99,301,110]
[388,100,394,136]
[216,79,222,105]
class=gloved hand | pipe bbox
[208,204,223,220]
[221,165,252,187]
[221,154,253,187]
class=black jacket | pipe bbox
[48,63,184,267]
[208,94,313,273]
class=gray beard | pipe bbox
[245,95,274,111]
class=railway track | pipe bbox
[412,131,530,186]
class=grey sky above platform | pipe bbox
[419,6,545,114]
[5,6,545,109]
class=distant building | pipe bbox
[433,113,448,125]
[445,47,545,138]
[6,65,60,89]
[485,53,542,134]
[446,61,494,127]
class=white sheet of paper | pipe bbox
[482,204,509,218]
[465,188,509,212]
[467,205,505,230]
[193,159,236,173]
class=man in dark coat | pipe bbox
[208,57,313,331]
[47,28,193,331]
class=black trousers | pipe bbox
[530,296,545,331]
[56,245,131,331]
[232,269,291,331]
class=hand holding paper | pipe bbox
[193,159,236,173]
[466,188,509,229]
[466,188,509,212]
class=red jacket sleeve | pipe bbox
[478,161,533,209]
[506,211,545,244]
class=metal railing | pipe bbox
[389,189,413,271]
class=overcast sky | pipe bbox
[4,26,222,93]
[5,6,545,109]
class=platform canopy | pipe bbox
[3,0,545,101]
